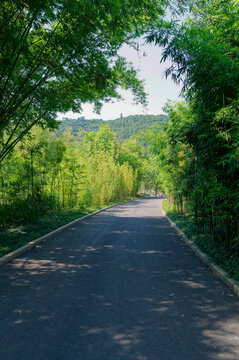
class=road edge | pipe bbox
[161,207,239,297]
[0,200,135,267]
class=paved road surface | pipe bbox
[1,197,239,360]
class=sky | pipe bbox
[59,40,183,121]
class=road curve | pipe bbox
[0,197,239,360]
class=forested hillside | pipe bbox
[58,114,168,140]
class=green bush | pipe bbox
[79,189,93,211]
[0,194,59,228]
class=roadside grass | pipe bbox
[162,199,239,282]
[0,197,137,258]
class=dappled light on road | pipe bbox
[1,198,239,359]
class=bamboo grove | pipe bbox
[0,124,146,229]
[144,0,239,250]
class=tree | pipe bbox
[0,0,169,163]
[145,0,239,247]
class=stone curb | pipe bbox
[0,200,134,267]
[162,208,239,297]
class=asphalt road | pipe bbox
[1,197,239,360]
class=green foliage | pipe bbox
[0,0,168,163]
[79,189,93,211]
[145,0,239,256]
[0,124,144,231]
[0,194,58,228]
[163,199,239,282]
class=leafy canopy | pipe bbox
[0,0,170,163]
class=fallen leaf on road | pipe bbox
[169,293,175,297]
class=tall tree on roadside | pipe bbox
[0,0,171,163]
[146,0,239,247]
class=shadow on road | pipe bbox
[0,198,239,360]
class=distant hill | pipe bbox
[58,114,168,140]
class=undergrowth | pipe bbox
[162,199,239,282]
